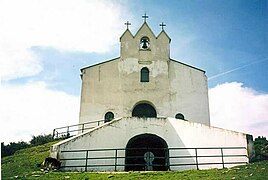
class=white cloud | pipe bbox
[0,0,125,80]
[0,82,80,143]
[209,82,268,138]
[0,45,43,80]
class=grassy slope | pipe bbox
[1,141,58,179]
[2,142,268,179]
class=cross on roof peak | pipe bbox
[160,22,166,30]
[124,21,131,29]
[142,12,149,22]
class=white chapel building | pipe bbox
[51,18,252,172]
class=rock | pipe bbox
[108,175,114,178]
[41,157,61,170]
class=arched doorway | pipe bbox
[132,103,157,118]
[125,134,169,171]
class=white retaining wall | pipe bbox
[51,117,248,171]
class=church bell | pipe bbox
[141,39,149,49]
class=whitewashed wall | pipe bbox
[51,117,248,171]
[79,23,210,126]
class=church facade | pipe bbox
[50,19,252,172]
[79,22,210,126]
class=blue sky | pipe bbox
[1,0,267,143]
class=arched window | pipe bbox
[175,113,185,120]
[141,67,149,82]
[132,103,157,118]
[104,111,114,123]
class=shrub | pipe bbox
[1,141,30,157]
[1,134,55,158]
[253,136,268,162]
[30,134,54,146]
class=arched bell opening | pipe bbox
[132,102,157,118]
[140,36,150,50]
[125,133,169,171]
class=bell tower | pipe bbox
[120,15,171,63]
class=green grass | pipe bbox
[1,141,59,179]
[2,142,268,179]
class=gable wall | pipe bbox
[169,61,210,125]
[79,58,210,125]
[79,23,209,125]
[79,58,122,123]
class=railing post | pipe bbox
[221,148,225,168]
[115,149,118,171]
[67,126,70,137]
[52,129,55,139]
[85,150,89,172]
[168,149,171,171]
[98,121,100,126]
[165,148,170,171]
[82,124,84,133]
[195,148,199,170]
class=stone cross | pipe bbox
[124,21,131,29]
[160,22,166,30]
[144,151,154,171]
[142,13,149,22]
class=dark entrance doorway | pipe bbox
[125,134,169,171]
[132,103,157,118]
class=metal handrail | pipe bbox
[60,147,248,171]
[52,119,106,139]
[60,146,248,152]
